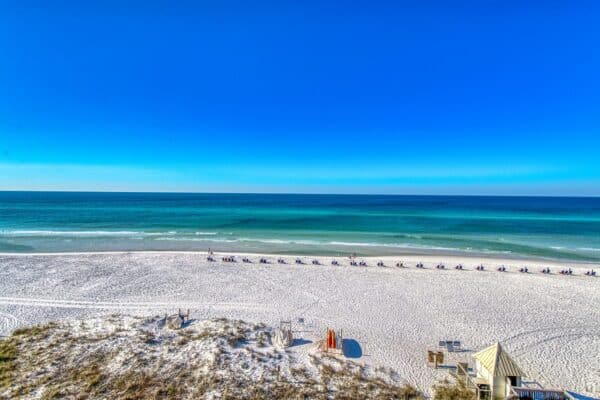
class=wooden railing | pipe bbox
[511,387,566,400]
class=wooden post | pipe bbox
[435,352,444,369]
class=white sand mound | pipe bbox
[1,315,420,399]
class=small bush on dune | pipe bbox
[0,339,17,389]
[433,379,476,400]
[12,323,58,340]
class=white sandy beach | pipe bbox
[0,251,599,396]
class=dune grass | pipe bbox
[433,379,477,400]
[0,337,17,390]
[1,316,424,400]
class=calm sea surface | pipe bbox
[1,192,600,261]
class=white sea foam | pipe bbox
[153,237,322,245]
[154,237,239,243]
[0,230,177,237]
[152,236,474,253]
[0,230,590,259]
[326,241,461,251]
[577,247,600,252]
[550,245,600,253]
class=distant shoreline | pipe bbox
[1,249,597,267]
[2,243,598,263]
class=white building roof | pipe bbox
[473,342,524,377]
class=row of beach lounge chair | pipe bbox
[439,340,462,352]
[205,254,597,276]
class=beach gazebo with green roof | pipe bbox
[473,342,525,400]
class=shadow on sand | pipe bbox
[182,319,197,328]
[292,338,313,347]
[343,338,362,358]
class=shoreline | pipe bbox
[1,249,598,267]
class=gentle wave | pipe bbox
[549,245,600,252]
[0,230,220,237]
[154,237,323,245]
[154,237,239,243]
[0,230,177,237]
[0,230,594,258]
[577,247,600,252]
[328,241,457,251]
[152,236,513,254]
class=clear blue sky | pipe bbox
[1,1,599,195]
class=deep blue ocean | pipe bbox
[1,192,600,261]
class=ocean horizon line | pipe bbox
[1,190,599,199]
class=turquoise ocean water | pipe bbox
[1,192,600,261]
